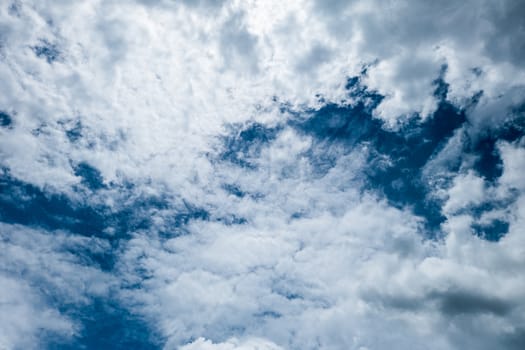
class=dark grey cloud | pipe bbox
[433,290,511,316]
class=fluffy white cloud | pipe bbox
[114,128,525,349]
[499,140,525,192]
[443,171,486,214]
[0,274,74,350]
[180,337,283,350]
[1,0,522,192]
[0,0,524,349]
[0,223,114,349]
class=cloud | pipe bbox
[0,274,74,350]
[0,0,524,349]
[1,0,524,193]
[0,223,114,349]
[180,337,284,350]
[443,171,486,214]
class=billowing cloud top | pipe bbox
[0,0,524,349]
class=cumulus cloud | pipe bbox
[180,337,284,350]
[0,0,524,349]
[116,121,525,349]
[1,0,524,190]
[0,223,114,349]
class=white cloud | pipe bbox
[108,113,525,349]
[499,139,525,192]
[0,1,524,349]
[180,337,284,350]
[443,171,486,214]
[0,223,114,349]
[0,274,74,350]
[1,0,523,192]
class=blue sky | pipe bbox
[0,1,525,349]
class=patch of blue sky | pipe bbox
[222,183,246,198]
[64,120,83,144]
[32,39,61,64]
[0,170,108,240]
[472,219,510,242]
[467,117,525,182]
[0,111,13,128]
[74,162,106,191]
[48,298,162,350]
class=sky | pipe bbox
[0,0,524,349]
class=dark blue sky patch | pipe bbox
[472,219,509,242]
[469,133,504,181]
[471,67,483,77]
[0,170,205,247]
[173,200,210,226]
[0,177,163,348]
[48,298,162,350]
[65,120,83,143]
[290,211,307,220]
[74,162,105,191]
[290,74,385,144]
[292,102,379,144]
[0,111,13,128]
[215,214,247,225]
[222,183,265,201]
[344,74,384,108]
[108,200,163,236]
[0,171,107,239]
[32,39,61,63]
[222,183,246,198]
[465,116,525,182]
[448,197,515,241]
[0,174,122,269]
[369,100,467,232]
[100,188,196,239]
[218,122,281,169]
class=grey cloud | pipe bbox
[220,11,259,73]
[433,290,511,316]
[295,44,333,73]
[503,328,525,350]
[483,0,525,67]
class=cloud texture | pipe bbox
[0,0,524,349]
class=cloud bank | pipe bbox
[0,0,524,349]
